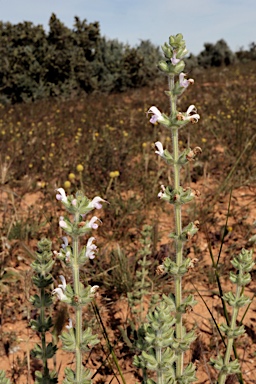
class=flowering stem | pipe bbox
[169,75,184,377]
[73,213,82,382]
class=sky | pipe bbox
[1,0,256,55]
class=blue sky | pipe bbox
[1,0,255,54]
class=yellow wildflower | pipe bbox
[109,171,120,178]
[64,180,71,189]
[68,173,76,181]
[76,164,84,172]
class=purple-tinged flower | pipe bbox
[61,237,69,249]
[59,216,68,229]
[87,216,101,230]
[66,318,73,329]
[58,275,67,291]
[171,52,180,65]
[148,106,165,125]
[72,199,77,206]
[56,188,68,203]
[155,141,164,157]
[52,287,67,301]
[85,237,97,259]
[88,196,106,210]
[179,73,194,88]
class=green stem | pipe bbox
[139,254,146,324]
[73,213,82,382]
[169,74,184,377]
[156,331,164,384]
[40,288,49,378]
[218,284,242,384]
[168,76,176,115]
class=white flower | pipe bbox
[56,188,68,203]
[58,275,67,291]
[179,73,194,88]
[61,237,68,249]
[148,106,171,126]
[186,105,196,114]
[155,141,164,157]
[147,106,165,124]
[158,185,169,200]
[66,318,73,329]
[85,237,97,259]
[65,251,71,263]
[182,105,200,123]
[90,285,99,294]
[52,275,67,301]
[52,287,67,301]
[88,196,106,210]
[87,216,101,230]
[59,216,68,229]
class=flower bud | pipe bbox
[169,35,176,45]
[175,33,184,42]
[172,60,185,74]
[161,43,172,58]
[177,47,189,58]
[158,60,170,72]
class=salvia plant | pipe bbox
[134,33,201,384]
[29,238,58,383]
[133,33,255,384]
[122,225,160,355]
[52,188,104,384]
[127,225,154,327]
[210,248,255,383]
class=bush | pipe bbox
[0,15,162,103]
[197,39,236,67]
